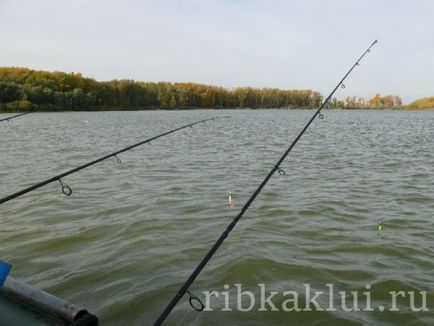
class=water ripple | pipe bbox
[1,110,434,325]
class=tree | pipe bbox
[0,81,23,103]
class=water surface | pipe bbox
[1,110,433,325]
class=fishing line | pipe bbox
[0,116,226,205]
[0,111,32,122]
[154,40,378,325]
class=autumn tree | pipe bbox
[0,67,323,111]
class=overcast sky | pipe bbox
[1,0,433,103]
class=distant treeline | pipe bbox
[1,67,431,112]
[337,94,434,110]
[408,97,434,109]
[330,94,403,109]
[0,67,322,111]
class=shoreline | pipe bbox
[1,107,433,114]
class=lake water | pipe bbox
[1,109,433,325]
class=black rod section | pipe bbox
[0,111,32,122]
[0,116,224,205]
[154,40,378,325]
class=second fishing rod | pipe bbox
[0,116,225,205]
[0,111,32,122]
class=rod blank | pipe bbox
[0,116,224,205]
[154,40,378,325]
[0,111,32,122]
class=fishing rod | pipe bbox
[154,40,378,325]
[0,116,225,205]
[0,111,32,122]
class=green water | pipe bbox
[1,110,433,325]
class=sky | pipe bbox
[1,0,433,103]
